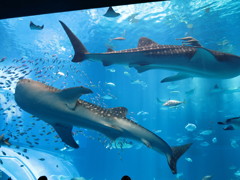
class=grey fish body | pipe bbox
[59,21,240,82]
[14,79,192,174]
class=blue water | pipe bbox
[1,0,240,179]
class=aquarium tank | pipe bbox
[0,0,240,179]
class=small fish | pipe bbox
[131,79,148,88]
[23,149,27,153]
[57,71,65,76]
[200,130,213,135]
[105,82,116,87]
[102,95,113,100]
[30,21,44,30]
[200,141,210,147]
[0,57,6,62]
[212,137,217,143]
[106,68,116,73]
[202,175,212,180]
[112,37,125,40]
[185,123,197,132]
[163,100,184,107]
[2,151,6,155]
[39,158,45,161]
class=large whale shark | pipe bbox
[14,79,192,174]
[59,21,240,83]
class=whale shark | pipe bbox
[59,21,240,83]
[14,79,192,174]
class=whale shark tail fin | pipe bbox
[168,143,192,174]
[59,21,88,63]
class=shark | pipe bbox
[59,21,240,83]
[218,116,240,130]
[14,79,192,174]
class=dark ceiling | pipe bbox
[0,0,167,20]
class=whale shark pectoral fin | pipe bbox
[108,107,128,117]
[191,48,217,64]
[131,64,152,73]
[161,73,192,83]
[141,138,152,148]
[58,86,93,110]
[53,123,79,148]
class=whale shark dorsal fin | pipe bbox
[57,86,93,109]
[107,48,114,52]
[53,123,79,148]
[138,37,160,48]
[108,107,128,117]
[191,48,217,64]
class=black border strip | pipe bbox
[0,0,168,20]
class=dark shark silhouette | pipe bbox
[59,21,240,83]
[218,116,240,130]
[14,79,192,174]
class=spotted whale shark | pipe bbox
[59,21,240,83]
[14,79,192,174]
